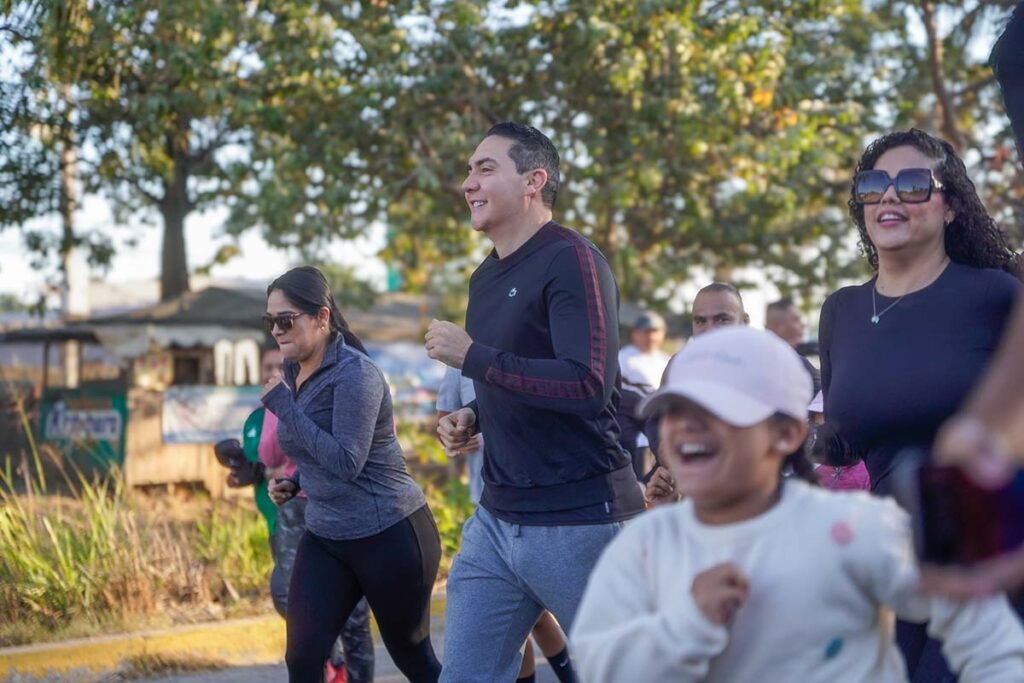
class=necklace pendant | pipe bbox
[871,315,880,324]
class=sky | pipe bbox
[0,195,388,304]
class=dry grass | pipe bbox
[0,398,466,652]
[0,431,272,647]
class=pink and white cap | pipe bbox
[638,326,814,427]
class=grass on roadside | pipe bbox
[0,398,469,648]
[0,411,273,647]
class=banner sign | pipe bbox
[41,389,128,465]
[162,385,262,444]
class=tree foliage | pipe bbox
[881,0,1024,247]
[2,0,383,301]
[3,0,1021,312]
[249,0,908,306]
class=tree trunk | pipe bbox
[159,132,191,302]
[160,197,189,302]
[59,104,81,388]
[59,130,76,319]
[919,0,964,150]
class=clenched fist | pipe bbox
[692,562,748,626]
[425,319,473,369]
[261,375,286,400]
[268,477,298,505]
[438,407,478,455]
[644,466,678,507]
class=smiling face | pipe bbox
[463,135,547,233]
[266,289,330,363]
[864,146,952,262]
[658,398,805,523]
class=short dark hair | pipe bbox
[766,298,796,314]
[485,122,560,208]
[696,282,745,312]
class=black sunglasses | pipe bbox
[262,312,306,333]
[854,168,944,205]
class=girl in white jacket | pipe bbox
[571,327,1024,682]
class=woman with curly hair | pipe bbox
[819,128,1021,681]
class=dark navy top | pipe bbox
[820,261,1019,493]
[461,221,645,525]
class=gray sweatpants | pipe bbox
[440,505,625,682]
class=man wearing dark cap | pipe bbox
[619,310,670,392]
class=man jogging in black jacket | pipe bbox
[426,122,644,682]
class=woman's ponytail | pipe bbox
[329,301,368,355]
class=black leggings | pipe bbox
[285,505,442,683]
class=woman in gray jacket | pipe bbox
[262,266,441,683]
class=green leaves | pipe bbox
[3,0,1019,308]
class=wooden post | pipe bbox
[39,340,52,445]
[41,341,51,397]
[63,339,80,388]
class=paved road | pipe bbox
[150,639,561,682]
[1,600,562,682]
[150,660,560,682]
